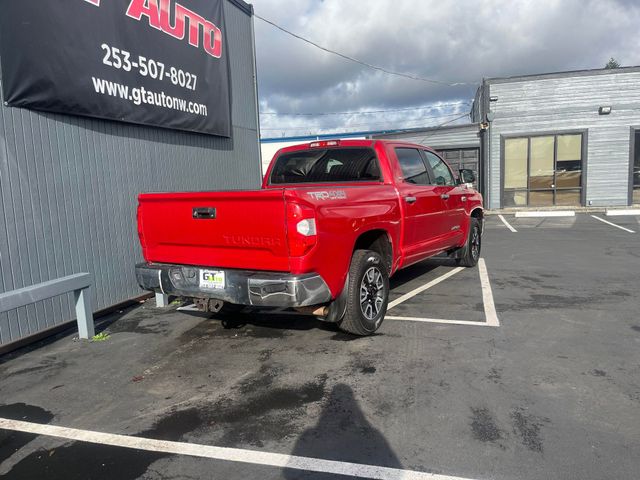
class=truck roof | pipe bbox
[276,139,438,155]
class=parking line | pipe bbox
[478,258,499,327]
[387,267,465,310]
[590,215,636,234]
[388,258,500,328]
[385,316,491,326]
[497,214,517,233]
[515,210,575,218]
[0,418,480,480]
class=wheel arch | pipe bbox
[353,229,394,275]
[470,207,484,233]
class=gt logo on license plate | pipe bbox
[199,270,225,290]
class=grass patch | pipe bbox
[91,332,110,342]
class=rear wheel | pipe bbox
[456,218,481,267]
[338,250,389,336]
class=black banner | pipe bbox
[0,0,232,137]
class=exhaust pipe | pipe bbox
[294,306,328,317]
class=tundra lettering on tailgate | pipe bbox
[223,235,282,247]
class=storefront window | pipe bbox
[503,133,583,207]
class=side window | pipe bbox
[426,152,455,186]
[395,148,431,185]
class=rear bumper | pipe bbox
[135,262,332,308]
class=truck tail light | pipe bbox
[137,203,147,249]
[287,202,317,257]
[309,140,340,148]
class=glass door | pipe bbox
[503,133,583,207]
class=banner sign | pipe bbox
[0,0,232,137]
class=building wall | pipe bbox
[487,69,640,209]
[373,124,480,150]
[0,0,261,346]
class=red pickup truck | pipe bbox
[136,140,483,335]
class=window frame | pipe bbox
[423,150,456,187]
[630,126,640,206]
[500,130,588,208]
[395,147,433,186]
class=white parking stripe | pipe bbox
[387,267,465,310]
[590,215,636,233]
[478,259,499,327]
[386,316,494,327]
[515,210,575,218]
[0,418,480,480]
[497,214,517,232]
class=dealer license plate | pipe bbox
[199,270,225,290]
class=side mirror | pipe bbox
[459,169,475,184]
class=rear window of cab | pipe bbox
[269,148,382,184]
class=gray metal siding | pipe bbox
[487,71,640,209]
[373,124,480,150]
[0,0,260,345]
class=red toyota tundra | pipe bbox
[136,140,483,335]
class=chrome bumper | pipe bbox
[135,263,332,307]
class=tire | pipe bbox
[338,250,389,336]
[456,218,481,267]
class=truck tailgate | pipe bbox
[138,189,290,272]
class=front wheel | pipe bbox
[456,218,481,267]
[338,250,389,336]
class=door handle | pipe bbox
[405,196,417,204]
[440,193,450,200]
[192,207,217,219]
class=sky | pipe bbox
[251,0,640,138]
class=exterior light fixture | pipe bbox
[489,96,498,102]
[599,106,612,115]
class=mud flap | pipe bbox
[322,274,349,323]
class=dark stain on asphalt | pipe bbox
[106,313,170,335]
[487,367,502,383]
[591,369,607,377]
[330,332,362,342]
[631,325,640,332]
[0,403,54,465]
[510,291,630,311]
[199,374,329,448]
[470,407,502,442]
[237,363,282,395]
[510,407,549,453]
[361,366,377,374]
[4,358,68,379]
[4,441,169,480]
[140,407,203,440]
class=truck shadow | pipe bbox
[282,383,403,479]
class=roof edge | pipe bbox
[228,0,253,16]
[486,65,640,85]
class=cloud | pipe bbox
[252,0,640,137]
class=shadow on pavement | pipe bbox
[283,383,402,479]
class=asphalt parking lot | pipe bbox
[1,213,639,480]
